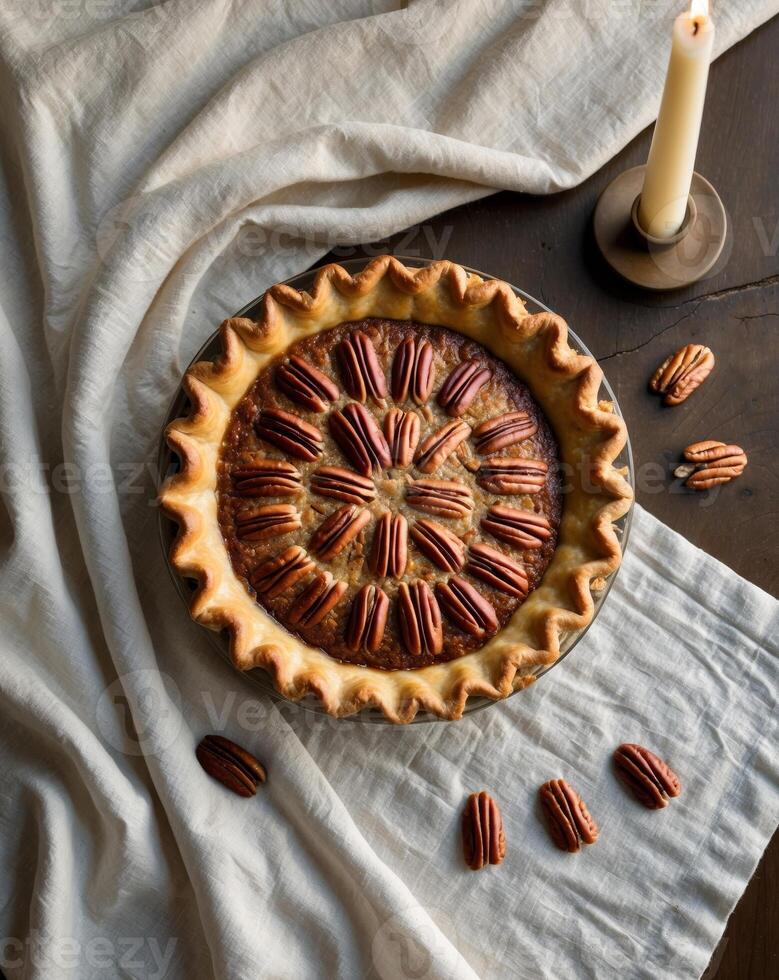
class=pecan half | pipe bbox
[477,457,548,495]
[310,466,376,505]
[397,580,443,657]
[337,330,387,402]
[437,577,498,637]
[675,440,748,490]
[406,479,474,519]
[231,458,303,497]
[437,359,492,417]
[465,543,528,597]
[330,402,391,476]
[410,518,466,571]
[276,355,339,412]
[345,584,389,653]
[287,572,347,628]
[473,411,538,456]
[256,408,323,462]
[650,344,714,406]
[384,408,421,467]
[235,503,301,540]
[614,743,682,809]
[481,506,552,550]
[369,512,408,579]
[310,504,371,560]
[415,419,471,473]
[250,546,315,598]
[539,779,599,852]
[391,338,436,405]
[196,734,267,798]
[462,791,506,870]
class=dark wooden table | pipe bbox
[320,15,779,979]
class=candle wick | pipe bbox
[692,19,700,35]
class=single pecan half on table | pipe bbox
[196,734,267,798]
[462,791,506,870]
[539,779,598,852]
[650,343,714,406]
[674,440,748,490]
[613,743,681,809]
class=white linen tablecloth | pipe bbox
[0,2,777,978]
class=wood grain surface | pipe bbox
[318,15,779,979]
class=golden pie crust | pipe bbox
[160,257,632,722]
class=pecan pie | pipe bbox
[161,257,632,722]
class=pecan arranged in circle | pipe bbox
[310,466,376,504]
[384,408,421,467]
[250,546,315,597]
[415,419,472,473]
[276,355,339,412]
[369,512,408,579]
[345,584,389,653]
[287,572,347,627]
[613,743,681,809]
[650,343,714,406]
[437,577,498,637]
[397,580,443,657]
[330,402,391,476]
[337,330,387,402]
[539,779,599,852]
[466,543,528,597]
[437,358,492,417]
[477,457,548,495]
[473,411,538,455]
[674,440,748,490]
[196,734,267,798]
[231,458,303,497]
[481,506,552,550]
[410,518,466,571]
[405,479,474,519]
[256,408,323,462]
[235,503,301,540]
[391,338,435,405]
[462,791,506,870]
[310,504,371,560]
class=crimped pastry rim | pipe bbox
[160,256,633,723]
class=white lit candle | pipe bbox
[638,0,715,239]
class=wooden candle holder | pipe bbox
[593,164,727,291]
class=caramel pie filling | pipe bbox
[217,318,562,669]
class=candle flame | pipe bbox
[690,0,709,16]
